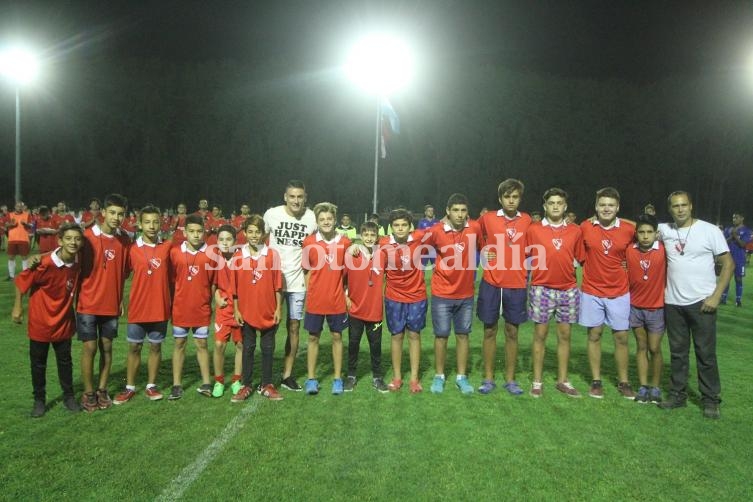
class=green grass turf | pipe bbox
[1,254,752,501]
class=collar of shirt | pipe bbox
[180,241,207,254]
[136,236,161,247]
[496,209,521,219]
[315,232,342,244]
[50,248,78,268]
[632,241,660,250]
[242,244,269,259]
[542,218,567,228]
[442,221,470,232]
[591,217,621,229]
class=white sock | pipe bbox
[456,374,466,382]
[435,374,445,380]
[126,385,136,391]
[21,259,29,271]
[8,261,16,278]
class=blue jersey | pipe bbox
[417,217,438,230]
[724,225,752,264]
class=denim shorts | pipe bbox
[126,321,168,344]
[76,314,119,342]
[285,292,306,321]
[431,296,473,337]
[173,325,209,339]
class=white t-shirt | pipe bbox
[658,219,729,306]
[263,205,316,293]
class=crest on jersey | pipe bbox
[253,270,263,281]
[640,259,651,270]
[324,253,334,264]
[66,279,74,291]
[188,265,199,276]
[455,242,465,252]
[104,249,116,261]
[506,229,517,241]
[552,238,563,250]
[149,258,162,269]
[400,255,411,265]
[601,240,612,251]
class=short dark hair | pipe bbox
[185,214,204,227]
[103,193,128,210]
[498,179,524,198]
[38,205,50,216]
[389,208,413,225]
[241,214,265,233]
[286,179,306,191]
[58,222,83,238]
[595,187,620,203]
[360,221,379,234]
[446,193,468,209]
[217,224,236,237]
[542,187,568,202]
[140,205,160,222]
[636,213,658,231]
[667,190,692,206]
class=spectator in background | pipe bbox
[722,212,751,307]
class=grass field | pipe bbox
[1,254,752,501]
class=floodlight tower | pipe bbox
[345,34,413,214]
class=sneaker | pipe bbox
[555,381,582,398]
[96,389,113,409]
[478,379,497,395]
[430,375,445,394]
[503,381,524,396]
[305,378,320,395]
[387,378,403,392]
[332,378,344,395]
[589,380,604,399]
[617,382,636,399]
[456,376,474,395]
[658,392,687,410]
[231,385,253,403]
[736,300,742,308]
[168,385,183,400]
[31,400,46,418]
[281,376,302,392]
[81,392,99,412]
[145,386,163,401]
[373,378,389,393]
[409,380,423,393]
[344,376,357,392]
[212,382,225,398]
[649,387,662,404]
[260,384,283,401]
[113,388,136,405]
[634,386,650,404]
[703,403,721,419]
[63,395,82,412]
[196,384,213,396]
[231,380,243,395]
[530,381,543,398]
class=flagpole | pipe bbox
[372,97,382,214]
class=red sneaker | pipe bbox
[260,384,283,401]
[96,389,113,409]
[81,392,98,413]
[387,378,403,392]
[231,386,253,403]
[409,380,423,393]
[145,387,164,401]
[113,388,136,405]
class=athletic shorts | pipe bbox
[476,280,527,325]
[173,325,209,339]
[431,296,473,337]
[385,298,427,335]
[214,322,242,343]
[126,321,168,343]
[629,306,665,333]
[76,314,119,342]
[7,242,30,256]
[579,292,630,331]
[733,262,746,278]
[285,292,306,321]
[528,285,580,324]
[304,312,348,335]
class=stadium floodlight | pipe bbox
[0,46,39,203]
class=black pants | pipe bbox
[241,324,277,387]
[347,317,383,378]
[30,339,74,401]
[665,303,721,405]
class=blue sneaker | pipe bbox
[456,376,474,395]
[332,378,344,395]
[634,385,650,404]
[478,379,497,394]
[305,379,319,395]
[503,381,524,396]
[430,376,445,394]
[649,387,662,404]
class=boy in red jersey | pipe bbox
[232,203,251,245]
[170,203,188,247]
[55,202,76,225]
[35,206,60,254]
[626,214,666,404]
[113,206,173,404]
[301,202,351,395]
[81,198,103,229]
[211,225,243,398]
[344,221,388,393]
[525,188,586,398]
[381,208,428,393]
[579,187,636,399]
[477,179,531,395]
[231,215,284,402]
[168,214,218,400]
[12,223,84,417]
[424,194,482,395]
[77,194,131,412]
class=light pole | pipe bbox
[0,46,39,203]
[345,35,413,214]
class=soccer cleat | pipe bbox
[409,380,423,393]
[649,387,662,404]
[281,376,302,392]
[589,380,604,399]
[478,379,497,395]
[212,382,225,398]
[530,381,543,398]
[387,378,403,392]
[332,378,344,395]
[703,404,721,419]
[658,392,687,410]
[113,388,136,405]
[145,386,163,401]
[96,389,113,409]
[305,378,320,395]
[617,382,636,399]
[231,380,243,395]
[81,392,99,412]
[503,381,524,396]
[736,300,742,308]
[63,395,82,412]
[31,400,46,418]
[634,386,650,404]
[456,376,474,395]
[231,385,253,403]
[344,376,357,392]
[430,376,445,394]
[372,378,389,393]
[260,384,283,401]
[168,385,184,401]
[555,381,582,398]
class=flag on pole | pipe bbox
[380,98,400,159]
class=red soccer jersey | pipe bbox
[7,211,30,243]
[580,218,635,297]
[170,242,217,327]
[345,248,384,322]
[424,221,481,299]
[77,225,131,316]
[379,231,428,303]
[525,220,585,290]
[35,216,59,253]
[54,213,76,225]
[214,253,239,328]
[479,210,532,288]
[82,210,104,227]
[232,215,248,245]
[127,237,172,323]
[626,241,666,309]
[16,250,80,342]
[302,232,350,314]
[233,245,283,330]
[171,214,188,246]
